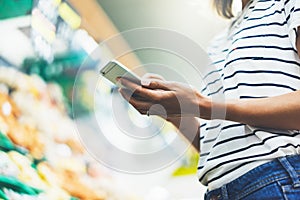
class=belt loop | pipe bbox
[278,156,300,187]
[204,190,209,200]
[221,184,229,200]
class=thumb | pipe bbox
[141,73,165,81]
[141,78,171,90]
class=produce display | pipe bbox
[0,66,133,200]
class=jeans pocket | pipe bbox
[240,181,285,200]
[279,180,300,200]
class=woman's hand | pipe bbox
[118,73,201,151]
[117,74,211,118]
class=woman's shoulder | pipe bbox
[206,27,230,53]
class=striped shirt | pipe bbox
[197,0,300,190]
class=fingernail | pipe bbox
[141,79,151,86]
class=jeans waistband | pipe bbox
[205,154,300,200]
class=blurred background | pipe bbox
[0,0,236,199]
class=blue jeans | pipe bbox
[204,154,300,200]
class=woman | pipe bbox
[118,0,300,199]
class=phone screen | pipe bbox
[100,60,141,85]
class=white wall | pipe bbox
[99,0,230,49]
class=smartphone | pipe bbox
[100,60,141,85]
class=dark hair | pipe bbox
[213,0,234,19]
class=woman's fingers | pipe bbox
[119,88,152,114]
[117,77,161,100]
[119,88,171,117]
[141,79,173,90]
[118,76,172,92]
[117,77,139,90]
[141,73,165,81]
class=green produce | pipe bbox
[0,189,8,200]
[0,175,42,196]
[0,132,27,155]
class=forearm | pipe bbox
[224,91,300,130]
[167,117,200,152]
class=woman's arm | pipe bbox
[118,78,300,131]
[225,91,300,130]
